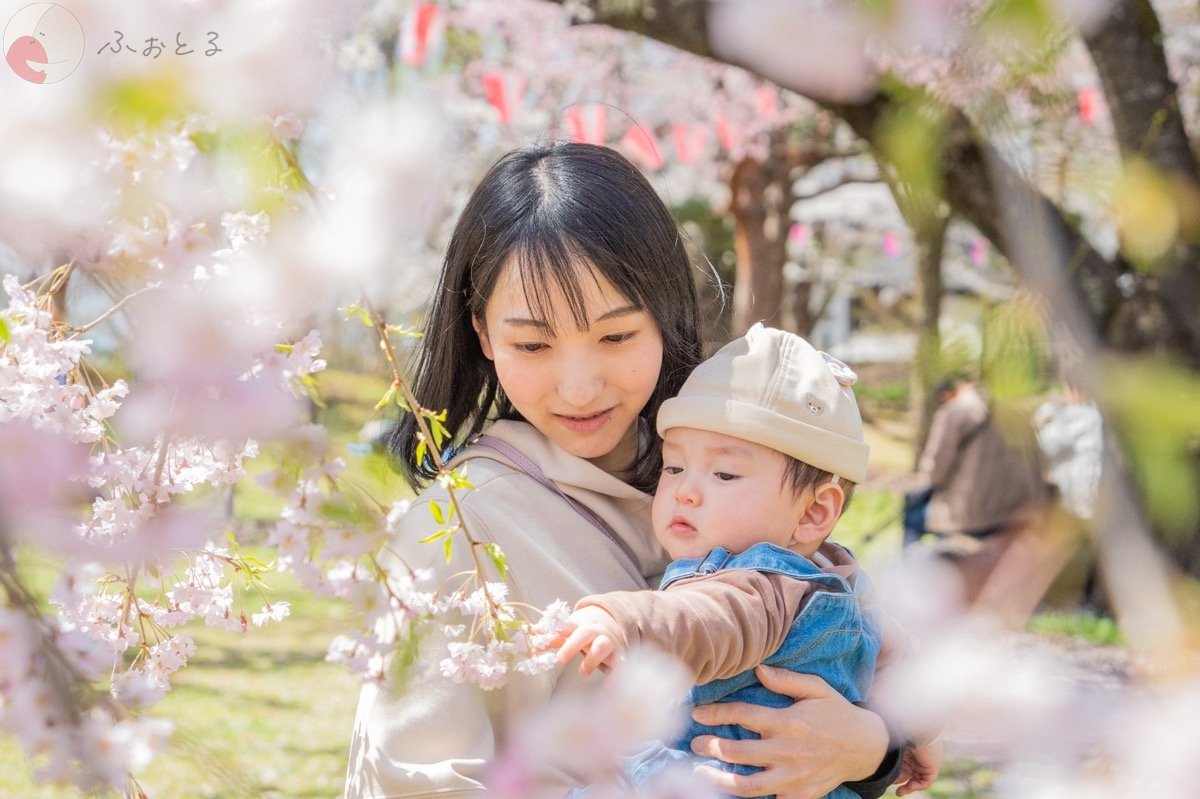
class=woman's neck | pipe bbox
[586,421,639,478]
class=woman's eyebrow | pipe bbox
[504,305,640,328]
[595,304,641,322]
[503,317,552,330]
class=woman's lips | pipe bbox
[554,408,613,435]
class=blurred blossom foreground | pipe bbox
[2,0,1200,798]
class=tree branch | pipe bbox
[547,0,1134,351]
[794,176,882,203]
[1083,0,1200,359]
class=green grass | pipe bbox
[0,562,362,799]
[1027,611,1123,645]
[837,488,904,568]
[918,758,999,798]
[230,366,407,527]
[313,368,393,440]
[231,442,407,527]
[857,379,912,417]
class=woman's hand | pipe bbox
[689,666,889,799]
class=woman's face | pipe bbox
[474,259,664,475]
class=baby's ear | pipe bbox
[790,483,845,551]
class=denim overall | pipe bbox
[627,542,881,799]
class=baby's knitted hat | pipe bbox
[657,323,869,482]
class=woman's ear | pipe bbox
[472,315,494,361]
[789,482,846,552]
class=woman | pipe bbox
[344,143,900,799]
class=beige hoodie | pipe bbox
[344,420,670,799]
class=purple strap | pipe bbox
[473,434,641,571]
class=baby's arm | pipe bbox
[554,605,629,675]
[896,738,943,796]
[556,571,809,682]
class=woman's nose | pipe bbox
[557,358,604,408]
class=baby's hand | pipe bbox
[554,605,625,676]
[896,737,943,796]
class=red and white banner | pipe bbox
[671,124,709,165]
[969,236,988,267]
[755,85,779,117]
[620,125,664,170]
[565,104,608,146]
[882,230,901,259]
[400,3,441,67]
[482,71,526,124]
[715,114,741,154]
[1077,86,1097,125]
[789,222,810,246]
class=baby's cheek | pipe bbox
[649,493,667,524]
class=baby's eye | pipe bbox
[715,472,739,482]
[601,332,635,344]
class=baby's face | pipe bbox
[652,427,809,561]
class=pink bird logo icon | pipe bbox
[7,31,50,83]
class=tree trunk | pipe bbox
[728,129,792,335]
[790,278,814,336]
[911,214,949,465]
[1083,0,1200,361]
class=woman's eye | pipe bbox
[662,466,683,475]
[602,332,635,344]
[715,472,739,482]
[515,342,547,353]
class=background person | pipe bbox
[917,378,1045,542]
[1033,383,1107,610]
[909,377,1049,605]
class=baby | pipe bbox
[555,323,941,798]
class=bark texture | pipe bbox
[1083,0,1200,361]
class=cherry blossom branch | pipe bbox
[68,284,162,337]
[0,535,128,724]
[361,297,507,625]
[21,260,75,297]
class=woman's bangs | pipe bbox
[508,237,633,333]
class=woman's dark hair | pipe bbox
[390,143,703,493]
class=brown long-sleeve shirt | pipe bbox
[576,542,906,686]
